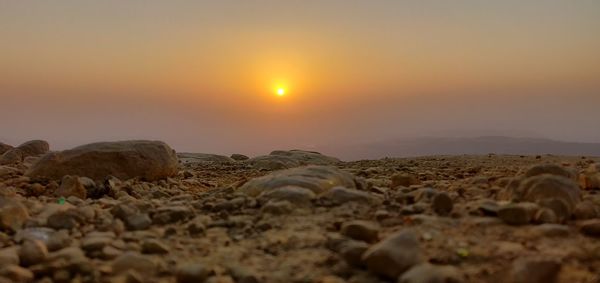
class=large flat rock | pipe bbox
[26,140,178,181]
[246,150,340,170]
[238,165,357,197]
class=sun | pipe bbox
[276,88,286,96]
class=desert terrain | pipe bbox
[1,140,600,283]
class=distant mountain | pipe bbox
[319,136,600,160]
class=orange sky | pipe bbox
[1,1,599,156]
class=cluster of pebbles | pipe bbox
[1,140,600,283]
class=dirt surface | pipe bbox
[1,151,600,283]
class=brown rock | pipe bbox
[431,192,453,216]
[399,263,463,283]
[141,239,169,254]
[176,262,210,283]
[391,174,420,188]
[340,220,380,243]
[524,164,575,179]
[339,240,369,267]
[0,143,12,155]
[18,240,48,266]
[361,230,424,278]
[55,175,87,199]
[573,201,599,220]
[498,202,539,225]
[0,197,29,232]
[512,175,581,214]
[509,258,561,283]
[579,219,600,237]
[26,140,178,181]
[112,252,158,274]
[0,265,34,282]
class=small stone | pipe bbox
[47,209,83,230]
[81,236,113,252]
[340,220,380,243]
[509,258,561,283]
[112,252,157,274]
[431,192,453,216]
[55,175,87,199]
[398,263,463,283]
[498,202,539,225]
[176,262,210,283]
[0,265,34,282]
[124,214,152,231]
[579,219,600,237]
[391,174,420,188]
[152,206,194,224]
[18,240,48,266]
[361,230,424,278]
[141,239,169,254]
[46,230,72,251]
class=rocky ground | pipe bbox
[1,140,600,283]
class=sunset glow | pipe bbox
[0,1,599,155]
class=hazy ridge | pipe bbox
[320,136,600,160]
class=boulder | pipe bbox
[26,140,178,181]
[238,165,357,197]
[246,150,340,170]
[256,186,316,206]
[524,164,576,179]
[230,154,249,161]
[0,143,12,155]
[507,174,581,216]
[0,140,49,165]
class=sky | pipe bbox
[1,1,599,157]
